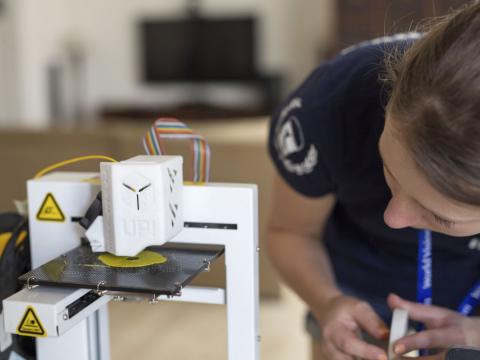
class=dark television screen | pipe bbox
[141,17,257,82]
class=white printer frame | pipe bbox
[3,173,260,360]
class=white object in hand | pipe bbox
[388,308,409,360]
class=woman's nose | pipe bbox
[383,195,418,229]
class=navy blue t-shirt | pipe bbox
[268,34,480,321]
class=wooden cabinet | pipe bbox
[336,0,471,47]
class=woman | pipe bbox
[268,2,480,359]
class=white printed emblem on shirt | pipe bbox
[275,97,318,175]
[469,237,480,251]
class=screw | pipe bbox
[63,314,69,321]
[149,294,159,305]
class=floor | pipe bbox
[109,286,310,360]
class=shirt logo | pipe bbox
[276,115,305,157]
[274,97,318,176]
[469,237,480,251]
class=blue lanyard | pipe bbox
[417,229,433,307]
[416,229,480,355]
[417,229,480,315]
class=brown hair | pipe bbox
[385,0,480,206]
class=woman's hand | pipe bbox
[314,295,389,360]
[388,293,480,359]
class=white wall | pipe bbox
[0,0,335,127]
[0,0,20,126]
[285,0,336,89]
[15,0,74,127]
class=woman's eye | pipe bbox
[432,214,455,229]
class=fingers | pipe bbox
[333,332,387,360]
[325,323,387,360]
[387,293,457,328]
[322,341,353,360]
[393,328,463,355]
[352,301,389,340]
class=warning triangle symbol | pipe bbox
[17,307,47,337]
[36,193,65,222]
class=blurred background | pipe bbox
[0,0,472,359]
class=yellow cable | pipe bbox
[34,155,117,179]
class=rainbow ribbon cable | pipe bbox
[143,118,211,182]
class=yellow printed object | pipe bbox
[98,250,167,268]
[36,193,65,222]
[17,307,47,337]
[0,231,27,257]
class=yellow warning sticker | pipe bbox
[36,193,65,222]
[17,306,47,337]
